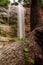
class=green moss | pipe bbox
[23,47,34,65]
[28,58,34,64]
[23,48,28,52]
[23,3,27,7]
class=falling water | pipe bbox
[17,3,25,38]
[8,0,25,38]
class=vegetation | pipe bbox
[23,45,34,65]
[40,0,43,7]
[0,0,43,7]
[0,0,9,6]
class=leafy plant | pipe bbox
[0,0,9,6]
[16,37,29,45]
[40,0,43,7]
[23,48,34,65]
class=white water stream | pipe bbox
[8,0,25,38]
[17,3,25,38]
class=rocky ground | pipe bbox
[0,41,25,65]
[0,26,43,65]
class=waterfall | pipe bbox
[8,0,25,38]
[9,0,14,3]
[17,3,25,38]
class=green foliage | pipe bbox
[40,0,43,7]
[23,48,34,65]
[23,48,28,53]
[23,0,31,3]
[23,39,29,45]
[23,0,43,7]
[0,0,9,6]
[16,37,29,45]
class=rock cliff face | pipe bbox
[25,7,43,38]
[25,7,30,38]
[0,6,17,38]
[0,5,31,38]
